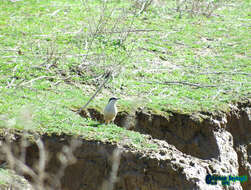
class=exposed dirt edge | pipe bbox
[0,134,244,190]
[78,99,251,190]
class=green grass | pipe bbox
[0,86,157,150]
[0,0,250,145]
[0,168,9,186]
[0,168,33,188]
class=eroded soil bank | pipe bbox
[78,100,251,190]
[0,100,250,190]
[0,134,243,190]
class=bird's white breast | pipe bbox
[104,100,117,115]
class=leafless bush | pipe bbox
[77,0,139,81]
[5,1,140,91]
[175,0,224,18]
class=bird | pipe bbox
[103,97,119,124]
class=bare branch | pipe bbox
[18,76,55,87]
[6,64,18,88]
[144,80,217,88]
[199,71,251,77]
[137,0,153,15]
[78,71,112,114]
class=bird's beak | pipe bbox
[116,98,120,100]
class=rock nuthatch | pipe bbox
[104,97,119,124]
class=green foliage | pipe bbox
[0,0,250,147]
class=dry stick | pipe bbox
[199,71,251,76]
[145,80,217,88]
[14,75,70,89]
[6,64,18,88]
[30,28,160,39]
[99,29,160,34]
[18,76,55,86]
[77,71,112,114]
[137,0,153,15]
[164,81,217,88]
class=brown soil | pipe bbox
[0,99,250,190]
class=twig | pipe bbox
[77,71,112,114]
[140,47,166,54]
[6,65,18,88]
[50,9,61,17]
[18,76,56,87]
[199,71,251,76]
[144,80,217,88]
[164,81,217,88]
[98,29,160,34]
[31,28,159,39]
[137,0,153,15]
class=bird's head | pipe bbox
[108,97,120,103]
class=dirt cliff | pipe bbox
[0,100,250,190]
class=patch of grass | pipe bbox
[0,168,33,189]
[0,168,9,186]
[0,0,250,146]
[0,86,157,150]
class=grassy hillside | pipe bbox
[0,0,250,145]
